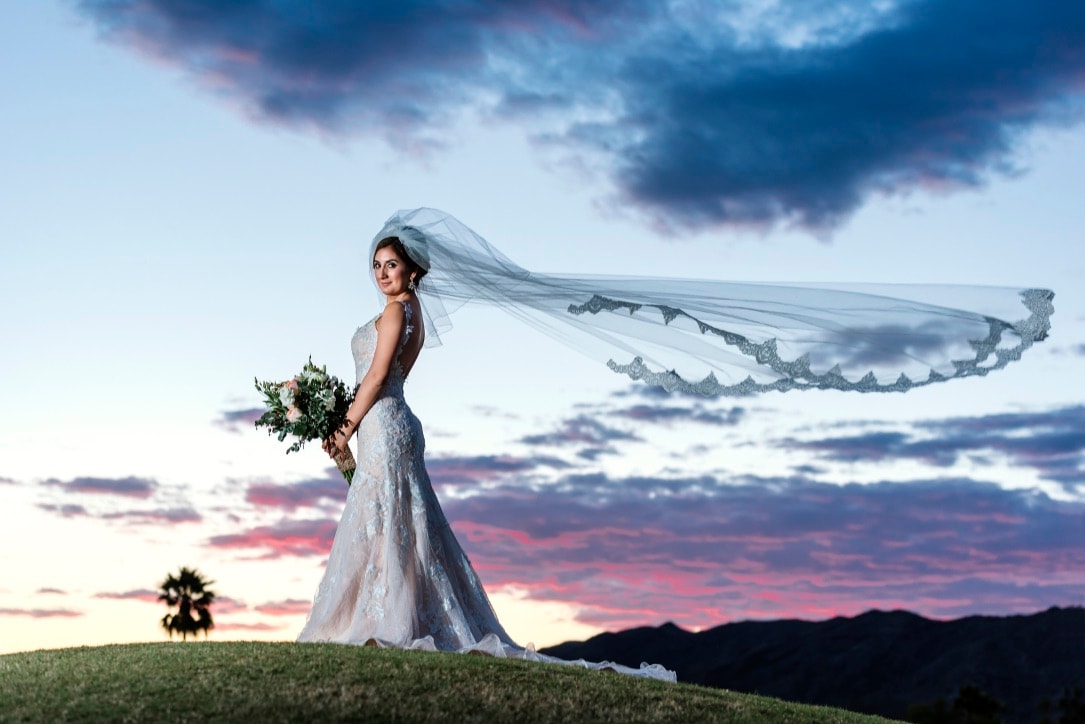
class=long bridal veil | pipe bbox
[370,208,1053,396]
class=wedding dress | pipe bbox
[298,302,676,682]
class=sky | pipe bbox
[1,0,1083,655]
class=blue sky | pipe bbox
[1,0,1082,654]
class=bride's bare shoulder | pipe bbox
[374,300,406,332]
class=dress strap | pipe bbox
[400,300,414,343]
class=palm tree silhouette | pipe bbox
[158,566,216,641]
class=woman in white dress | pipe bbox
[299,234,517,653]
[298,230,674,679]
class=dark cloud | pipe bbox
[215,407,265,433]
[520,414,640,447]
[44,476,157,499]
[599,0,1085,231]
[36,588,67,595]
[788,405,1085,490]
[575,447,619,462]
[101,507,202,523]
[37,503,88,518]
[426,454,570,488]
[442,472,1084,628]
[804,321,975,371]
[94,589,160,603]
[0,476,16,485]
[612,384,712,401]
[609,403,745,427]
[0,607,83,618]
[74,0,1085,231]
[208,518,338,558]
[37,501,200,523]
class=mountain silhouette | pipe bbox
[540,607,1083,723]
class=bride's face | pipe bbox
[373,247,412,295]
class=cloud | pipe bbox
[96,590,245,613]
[74,0,1085,231]
[788,405,1085,490]
[36,588,67,595]
[426,453,571,488]
[213,596,249,614]
[253,598,311,616]
[0,607,83,618]
[588,0,1085,231]
[609,403,746,427]
[0,476,16,485]
[213,621,285,632]
[207,518,338,558]
[245,476,345,510]
[94,589,160,603]
[101,508,203,523]
[215,407,265,433]
[1049,343,1085,357]
[37,501,201,524]
[37,503,89,518]
[520,415,640,448]
[439,471,1084,629]
[44,476,157,499]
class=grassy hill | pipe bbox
[0,641,900,722]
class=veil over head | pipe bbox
[369,208,1053,396]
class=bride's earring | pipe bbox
[408,277,416,291]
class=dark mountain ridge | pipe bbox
[539,606,1084,723]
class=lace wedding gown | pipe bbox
[298,302,675,682]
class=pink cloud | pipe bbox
[213,621,286,632]
[94,589,160,603]
[253,599,311,616]
[208,519,337,558]
[245,478,343,511]
[437,474,1085,631]
[215,407,265,433]
[0,607,82,618]
[213,596,249,614]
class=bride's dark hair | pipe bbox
[375,236,428,282]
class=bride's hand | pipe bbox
[322,420,354,458]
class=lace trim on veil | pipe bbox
[570,289,1053,396]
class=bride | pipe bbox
[296,208,1052,680]
[297,221,675,680]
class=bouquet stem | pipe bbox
[334,446,356,486]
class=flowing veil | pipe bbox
[370,208,1053,396]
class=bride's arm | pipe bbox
[323,301,406,457]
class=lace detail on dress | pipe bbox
[300,307,676,682]
[571,289,1054,396]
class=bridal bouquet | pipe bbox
[254,359,356,484]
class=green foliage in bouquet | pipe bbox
[254,359,356,469]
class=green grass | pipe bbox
[0,642,901,723]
